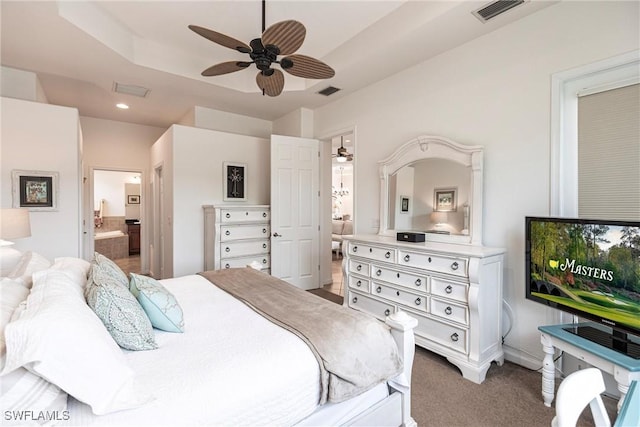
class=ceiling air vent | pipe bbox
[113,82,150,98]
[473,0,525,22]
[317,86,341,96]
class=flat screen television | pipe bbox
[525,216,640,359]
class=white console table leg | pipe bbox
[541,333,556,407]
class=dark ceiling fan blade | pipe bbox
[188,25,251,53]
[202,61,251,76]
[261,20,306,55]
[256,69,284,97]
[280,54,335,79]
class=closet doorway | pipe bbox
[92,169,144,276]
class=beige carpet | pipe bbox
[410,347,617,426]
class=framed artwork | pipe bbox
[400,196,410,214]
[12,170,59,211]
[128,195,140,204]
[223,162,247,201]
[434,187,457,212]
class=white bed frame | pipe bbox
[301,310,418,427]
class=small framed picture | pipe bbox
[400,196,410,214]
[12,170,59,211]
[128,195,140,204]
[434,187,457,212]
[223,162,247,201]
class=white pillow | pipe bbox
[1,269,152,415]
[0,247,23,277]
[0,278,30,355]
[49,257,91,289]
[8,252,52,288]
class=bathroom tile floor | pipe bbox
[114,255,142,277]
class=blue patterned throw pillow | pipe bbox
[92,252,128,288]
[86,258,157,351]
[130,273,184,333]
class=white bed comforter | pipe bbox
[67,275,321,426]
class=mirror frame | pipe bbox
[378,135,484,245]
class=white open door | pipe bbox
[270,135,319,290]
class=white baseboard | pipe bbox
[503,344,545,372]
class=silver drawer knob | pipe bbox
[415,278,421,286]
[384,309,390,316]
[356,280,362,287]
[225,230,231,236]
[415,297,422,306]
[225,263,230,268]
[263,228,267,234]
[262,258,267,264]
[263,212,267,217]
[445,285,453,294]
[225,213,231,218]
[352,297,358,304]
[451,333,459,342]
[376,269,382,276]
[428,257,432,263]
[225,247,230,252]
[445,306,452,315]
[451,261,459,271]
[376,286,382,293]
[356,265,362,271]
[353,246,358,253]
[385,251,391,259]
[404,254,410,262]
[262,243,267,249]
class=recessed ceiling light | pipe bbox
[116,103,129,109]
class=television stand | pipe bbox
[539,323,640,413]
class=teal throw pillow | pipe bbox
[130,273,184,333]
[86,265,157,351]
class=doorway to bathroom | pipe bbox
[92,169,144,276]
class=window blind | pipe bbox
[577,83,640,221]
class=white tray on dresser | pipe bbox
[203,205,271,273]
[343,234,505,384]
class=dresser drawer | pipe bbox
[371,264,427,292]
[371,282,427,312]
[411,312,468,354]
[220,224,270,241]
[220,208,270,223]
[348,276,370,292]
[431,277,468,304]
[347,242,396,263]
[398,250,468,277]
[348,291,395,321]
[349,259,370,277]
[220,255,270,269]
[430,298,469,326]
[220,240,269,258]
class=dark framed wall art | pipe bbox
[223,162,247,201]
[434,187,457,212]
[128,195,140,204]
[12,170,59,211]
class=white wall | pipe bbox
[179,106,272,139]
[313,1,640,367]
[1,97,80,259]
[81,116,166,270]
[0,66,48,103]
[94,170,132,217]
[152,125,270,278]
[273,108,314,138]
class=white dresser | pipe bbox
[343,234,505,384]
[203,205,271,273]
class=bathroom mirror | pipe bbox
[378,135,484,245]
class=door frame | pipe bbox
[86,166,146,272]
[318,126,357,287]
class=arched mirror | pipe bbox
[378,135,484,245]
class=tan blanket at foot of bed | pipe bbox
[199,268,402,404]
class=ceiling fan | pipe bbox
[333,137,353,163]
[189,0,335,97]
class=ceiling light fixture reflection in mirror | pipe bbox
[378,135,484,245]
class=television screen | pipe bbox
[525,216,640,358]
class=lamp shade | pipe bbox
[430,211,448,224]
[1,208,32,240]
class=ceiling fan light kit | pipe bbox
[189,1,335,97]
